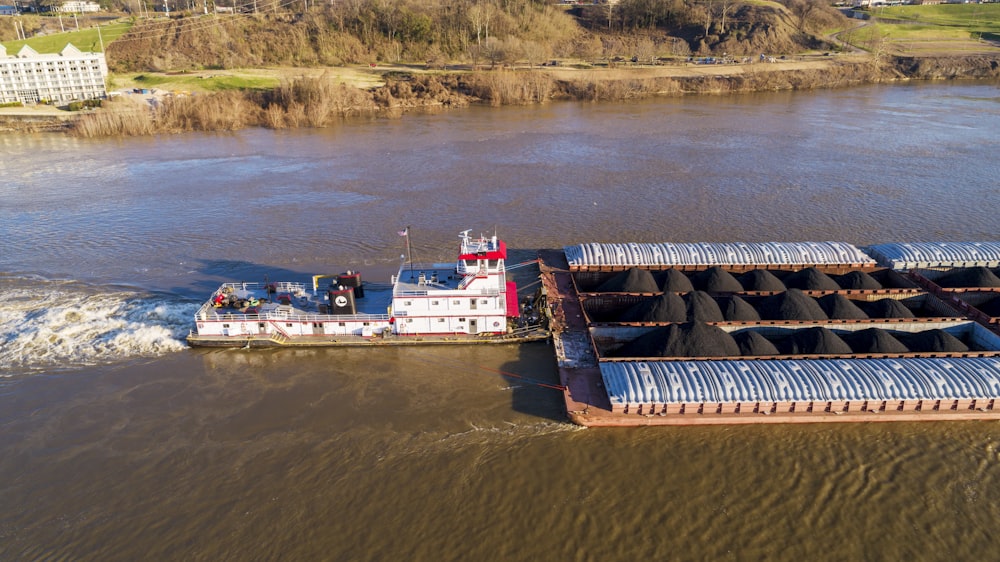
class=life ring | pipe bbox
[493,321,500,328]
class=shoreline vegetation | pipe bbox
[59,55,1000,137]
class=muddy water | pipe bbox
[2,82,1000,560]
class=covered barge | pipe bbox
[540,241,1000,426]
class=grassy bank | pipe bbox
[849,4,1000,56]
[66,54,1000,138]
[1,20,132,53]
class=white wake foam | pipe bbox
[0,275,200,375]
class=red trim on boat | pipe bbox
[505,281,519,317]
[459,240,507,261]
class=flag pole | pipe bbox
[404,226,412,272]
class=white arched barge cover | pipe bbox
[600,358,1000,407]
[865,242,1000,270]
[564,242,877,269]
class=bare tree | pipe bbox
[468,3,495,48]
[522,39,548,69]
[481,35,504,68]
[787,0,819,32]
[634,37,656,65]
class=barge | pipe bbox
[190,231,1000,427]
[187,230,547,347]
[540,241,1000,426]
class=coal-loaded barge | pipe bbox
[540,241,1000,426]
[190,232,1000,426]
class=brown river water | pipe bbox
[2,82,1000,560]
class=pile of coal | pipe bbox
[690,266,744,292]
[732,329,781,356]
[782,267,842,291]
[896,329,969,353]
[612,322,740,358]
[780,326,853,355]
[738,270,786,292]
[596,267,659,293]
[976,297,1000,317]
[841,328,910,354]
[720,295,762,321]
[758,289,829,321]
[817,294,870,320]
[618,293,687,323]
[861,298,916,318]
[935,267,1000,288]
[686,291,725,322]
[658,269,695,293]
[836,271,883,290]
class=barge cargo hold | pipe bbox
[540,241,1000,427]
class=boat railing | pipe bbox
[395,287,502,297]
[197,308,391,324]
[218,281,310,294]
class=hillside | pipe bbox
[102,0,841,73]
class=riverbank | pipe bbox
[3,53,998,137]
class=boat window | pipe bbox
[480,299,488,304]
[339,322,346,326]
[404,301,412,306]
[431,300,439,306]
[438,318,445,323]
[459,318,466,322]
[223,324,230,328]
[452,300,460,305]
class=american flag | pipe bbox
[398,228,409,237]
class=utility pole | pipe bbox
[164,0,169,16]
[59,13,65,32]
[73,12,79,31]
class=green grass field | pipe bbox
[846,4,1000,54]
[876,4,1000,33]
[2,20,132,53]
[129,73,280,92]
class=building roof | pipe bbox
[600,357,1000,406]
[866,242,1000,269]
[564,241,876,269]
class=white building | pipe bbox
[0,43,108,104]
[54,1,100,12]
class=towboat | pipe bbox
[187,230,548,347]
